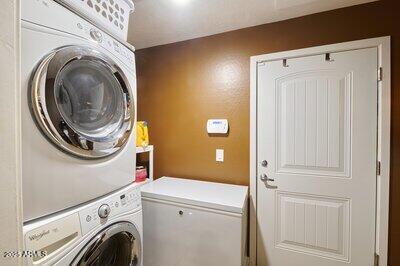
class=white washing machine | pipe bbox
[23,184,142,265]
[21,0,137,222]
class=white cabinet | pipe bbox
[141,177,248,266]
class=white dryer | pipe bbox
[21,0,137,221]
[23,184,142,265]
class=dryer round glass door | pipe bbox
[72,222,141,266]
[30,45,135,159]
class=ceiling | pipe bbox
[127,0,377,49]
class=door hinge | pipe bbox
[377,161,381,176]
[374,252,379,266]
[378,67,383,81]
[283,59,289,67]
[257,61,266,66]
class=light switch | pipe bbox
[216,149,224,162]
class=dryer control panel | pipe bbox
[79,186,141,235]
[22,0,135,69]
[76,22,135,67]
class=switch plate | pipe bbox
[216,149,224,162]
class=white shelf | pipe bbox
[136,145,154,154]
[136,179,151,187]
[136,145,154,181]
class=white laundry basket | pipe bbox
[59,0,134,40]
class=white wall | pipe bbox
[0,0,23,265]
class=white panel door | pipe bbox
[257,48,378,266]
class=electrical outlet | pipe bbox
[216,149,224,162]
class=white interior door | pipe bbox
[256,48,378,266]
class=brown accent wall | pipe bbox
[136,0,400,263]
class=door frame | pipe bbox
[249,37,391,266]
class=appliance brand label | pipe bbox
[28,230,50,242]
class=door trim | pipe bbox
[249,37,391,266]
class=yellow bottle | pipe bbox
[136,121,149,147]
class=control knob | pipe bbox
[98,204,110,219]
[90,28,103,42]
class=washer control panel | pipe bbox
[79,186,141,235]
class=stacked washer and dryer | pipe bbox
[21,0,142,264]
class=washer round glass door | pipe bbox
[31,45,134,158]
[72,222,141,266]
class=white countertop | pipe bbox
[141,177,248,214]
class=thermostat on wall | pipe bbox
[207,119,229,134]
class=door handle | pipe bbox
[260,174,274,182]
